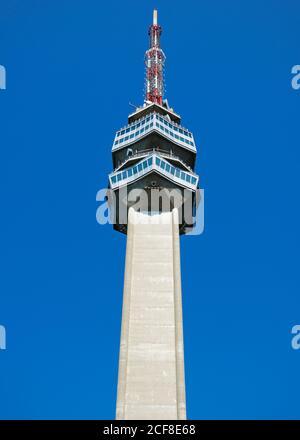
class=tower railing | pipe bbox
[114,147,194,173]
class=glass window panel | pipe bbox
[143,161,147,169]
[175,169,180,177]
[166,164,170,172]
[170,167,175,175]
[191,177,196,184]
[117,174,122,181]
[126,128,130,133]
[133,166,137,174]
[161,161,165,169]
[145,124,149,130]
[128,169,133,177]
[186,174,191,182]
[181,171,185,180]
[122,171,127,179]
[156,157,161,166]
[148,157,153,166]
[130,133,134,139]
[111,176,117,184]
[138,163,143,171]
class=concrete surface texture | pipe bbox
[116,207,186,420]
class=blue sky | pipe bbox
[0,0,299,419]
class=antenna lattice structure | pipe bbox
[145,9,166,105]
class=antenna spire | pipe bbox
[145,9,166,105]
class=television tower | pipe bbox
[108,9,199,420]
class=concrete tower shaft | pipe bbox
[116,208,186,420]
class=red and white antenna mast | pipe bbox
[145,9,166,106]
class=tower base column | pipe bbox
[116,208,186,420]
